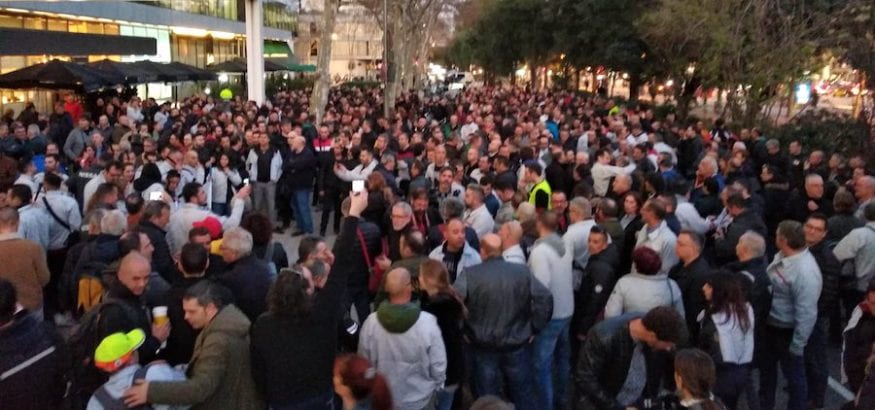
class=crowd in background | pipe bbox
[1,85,875,410]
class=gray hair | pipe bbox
[439,197,465,220]
[569,197,592,219]
[393,201,412,216]
[738,231,766,258]
[100,210,127,236]
[516,202,536,223]
[222,227,253,256]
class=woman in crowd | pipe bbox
[363,171,393,231]
[674,348,726,410]
[604,246,684,318]
[333,354,393,410]
[209,150,242,216]
[418,260,465,410]
[241,212,289,273]
[84,183,119,215]
[619,191,644,275]
[697,271,755,409]
[133,163,165,201]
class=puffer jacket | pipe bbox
[0,311,67,410]
[575,243,620,335]
[844,302,875,392]
[454,256,553,348]
[808,240,840,313]
[575,313,668,409]
[148,304,263,410]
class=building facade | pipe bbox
[0,0,297,110]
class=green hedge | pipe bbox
[766,111,872,159]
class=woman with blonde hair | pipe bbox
[418,259,466,410]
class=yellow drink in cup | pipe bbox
[152,306,168,326]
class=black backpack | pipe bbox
[63,300,140,410]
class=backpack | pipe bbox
[75,260,109,317]
[63,300,140,410]
[91,364,154,410]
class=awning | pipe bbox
[0,59,125,92]
[129,61,216,82]
[264,40,293,57]
[0,28,156,56]
[88,59,159,84]
[207,58,287,73]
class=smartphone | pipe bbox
[149,191,163,201]
[352,180,365,193]
[243,178,250,185]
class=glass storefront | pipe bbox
[137,0,296,31]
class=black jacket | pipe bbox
[788,191,834,222]
[669,256,712,343]
[714,209,766,265]
[348,219,382,289]
[0,311,66,410]
[762,182,791,238]
[250,216,356,406]
[99,276,162,364]
[620,216,644,275]
[575,243,620,335]
[844,302,875,392]
[282,147,318,191]
[808,240,840,313]
[218,253,273,322]
[422,292,466,386]
[576,313,670,409]
[138,219,177,284]
[156,276,205,366]
[454,256,553,348]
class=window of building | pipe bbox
[0,14,22,28]
[23,16,46,30]
[310,40,318,57]
[46,19,67,32]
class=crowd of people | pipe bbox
[1,85,875,410]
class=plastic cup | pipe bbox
[152,306,169,326]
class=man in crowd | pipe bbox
[158,243,208,366]
[455,233,553,410]
[0,279,66,409]
[529,211,574,409]
[429,218,481,283]
[759,221,822,410]
[576,306,688,409]
[166,182,249,254]
[247,131,283,226]
[463,183,494,239]
[0,207,50,318]
[217,227,272,322]
[359,267,447,410]
[284,135,318,235]
[669,230,711,342]
[498,220,526,264]
[122,280,263,409]
[8,184,50,249]
[635,199,678,276]
[834,202,875,308]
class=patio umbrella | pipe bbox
[0,59,124,92]
[166,62,217,81]
[88,59,159,84]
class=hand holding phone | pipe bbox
[243,178,250,185]
[352,180,365,193]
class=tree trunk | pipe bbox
[309,0,340,124]
[530,65,538,91]
[628,72,642,101]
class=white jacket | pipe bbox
[359,309,447,410]
[166,201,244,254]
[529,233,574,319]
[245,148,283,183]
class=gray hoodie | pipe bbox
[529,233,574,319]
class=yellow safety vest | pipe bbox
[528,179,552,209]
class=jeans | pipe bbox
[290,189,314,233]
[759,325,807,410]
[470,344,538,410]
[804,315,829,408]
[715,363,751,410]
[211,202,229,216]
[253,181,277,225]
[533,317,571,410]
[434,384,458,410]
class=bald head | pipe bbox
[384,268,412,304]
[118,252,151,296]
[499,220,523,249]
[480,233,502,259]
